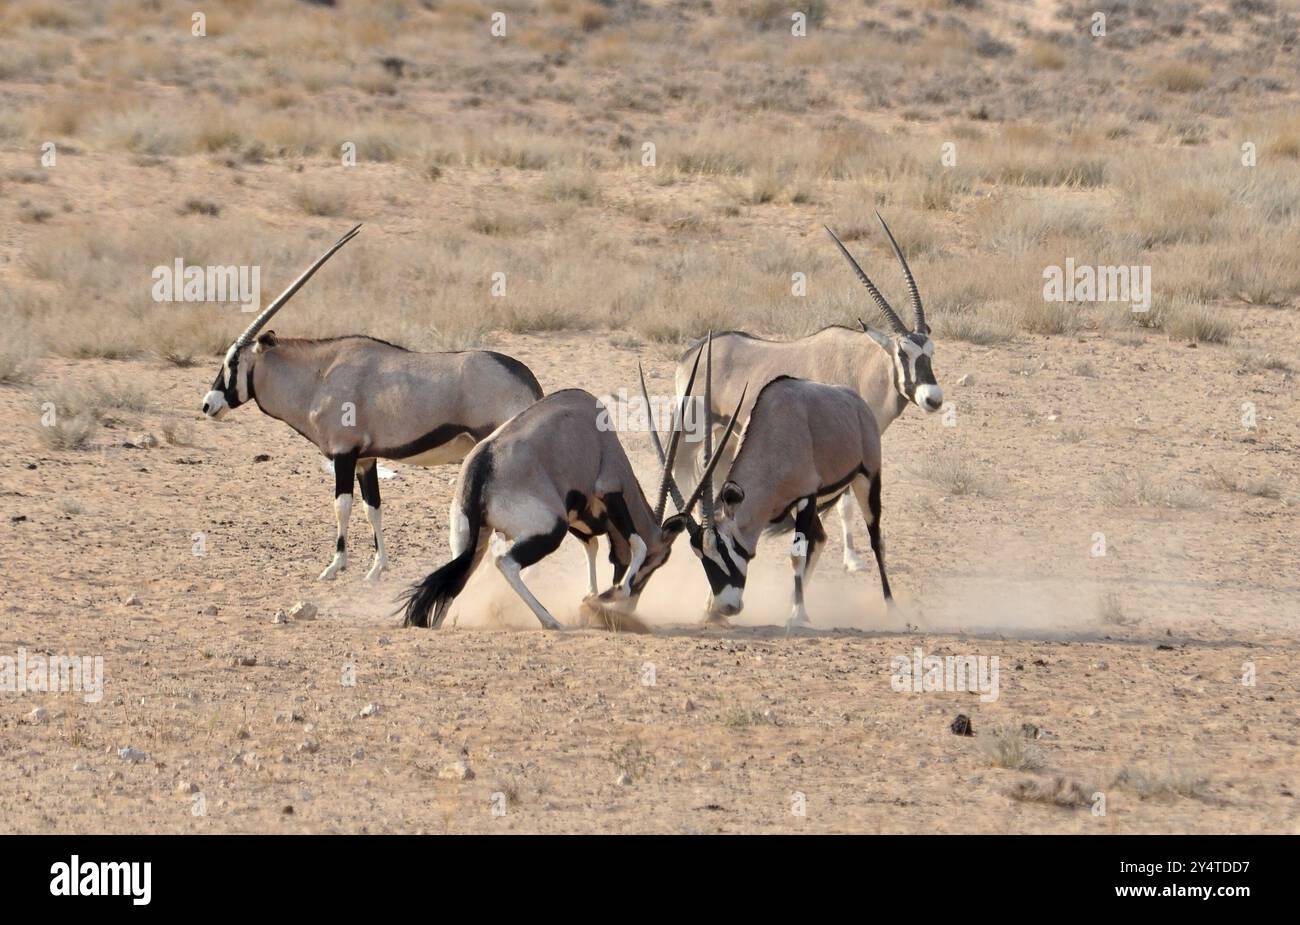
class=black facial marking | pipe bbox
[214,351,246,409]
[914,352,936,386]
[689,529,747,596]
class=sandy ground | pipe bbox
[1,328,1298,833]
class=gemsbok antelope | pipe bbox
[199,225,543,581]
[399,338,743,630]
[677,374,892,627]
[670,212,942,573]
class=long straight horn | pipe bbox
[680,383,747,519]
[639,362,684,511]
[700,332,716,534]
[875,211,926,333]
[653,343,703,521]
[824,225,908,336]
[234,223,362,347]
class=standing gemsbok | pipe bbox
[670,212,942,573]
[676,374,892,627]
[200,225,543,581]
[399,338,742,630]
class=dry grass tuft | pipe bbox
[913,447,988,497]
[1112,765,1210,801]
[1006,776,1094,807]
[979,725,1044,771]
[291,182,350,218]
[1148,62,1210,93]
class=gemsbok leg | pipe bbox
[492,522,567,630]
[320,451,357,580]
[835,493,869,572]
[357,461,388,581]
[788,496,828,626]
[850,472,892,603]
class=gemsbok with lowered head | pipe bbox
[399,337,742,630]
[200,225,543,582]
[670,212,942,572]
[676,373,892,627]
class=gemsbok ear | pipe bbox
[857,319,893,352]
[254,330,278,351]
[720,481,744,506]
[661,513,691,536]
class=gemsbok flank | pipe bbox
[670,211,942,573]
[399,337,743,631]
[200,225,543,581]
[677,374,892,627]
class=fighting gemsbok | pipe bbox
[676,374,892,627]
[200,225,543,581]
[399,338,743,630]
[670,211,942,573]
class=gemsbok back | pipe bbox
[199,225,543,582]
[671,212,942,573]
[399,340,741,630]
[675,374,891,627]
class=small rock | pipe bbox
[175,780,199,794]
[281,805,294,815]
[956,373,974,386]
[614,771,632,786]
[230,654,257,667]
[439,760,475,781]
[683,698,696,712]
[25,706,48,725]
[701,759,722,772]
[272,610,289,625]
[253,453,271,463]
[133,433,159,448]
[288,601,317,621]
[950,714,974,736]
[359,702,382,718]
[351,747,365,760]
[298,739,321,754]
[201,604,219,616]
[124,593,142,606]
[1020,723,1041,740]
[72,761,92,772]
[117,746,148,763]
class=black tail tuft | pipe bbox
[397,445,492,629]
[398,549,475,628]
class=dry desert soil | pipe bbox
[1,329,1297,834]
